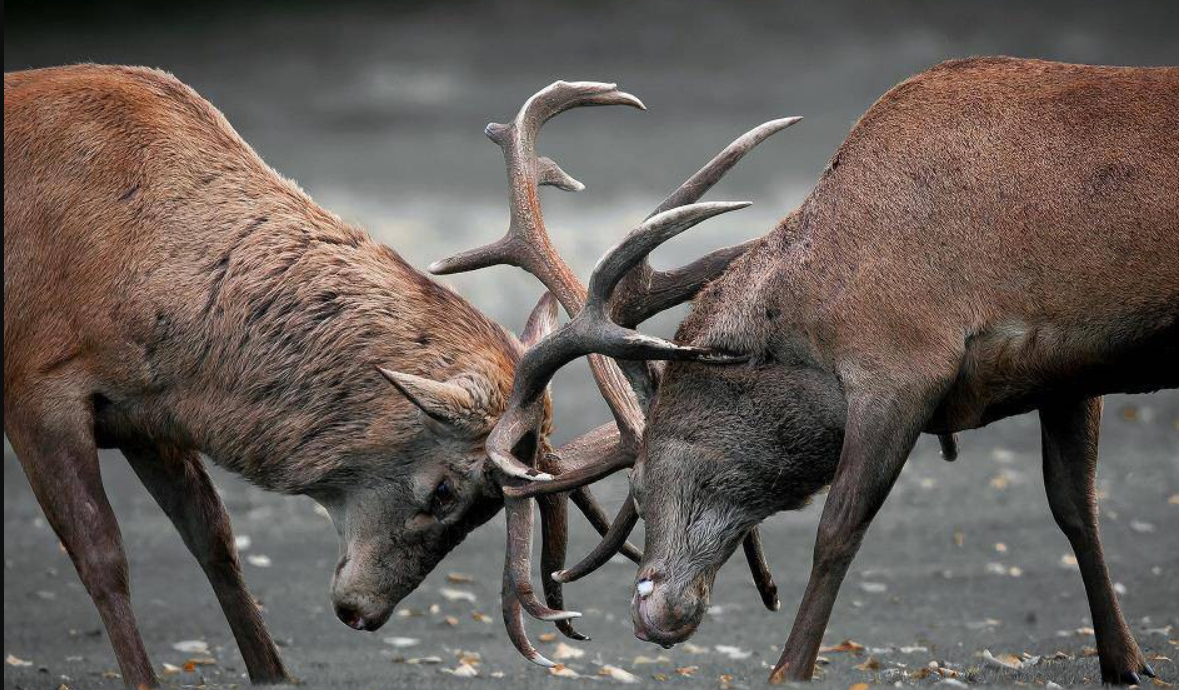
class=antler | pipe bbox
[435,81,796,661]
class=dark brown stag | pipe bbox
[441,57,1179,685]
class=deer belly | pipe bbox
[930,318,1178,432]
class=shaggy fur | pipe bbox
[5,64,526,687]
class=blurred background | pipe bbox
[5,2,1178,688]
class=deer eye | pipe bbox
[431,479,455,515]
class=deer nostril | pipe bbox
[335,603,367,630]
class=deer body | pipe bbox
[446,59,1177,686]
[5,64,529,687]
[627,58,1178,684]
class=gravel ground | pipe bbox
[5,2,1178,688]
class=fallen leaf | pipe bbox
[1168,494,1179,505]
[442,662,479,677]
[715,645,751,660]
[407,656,443,665]
[446,572,475,584]
[549,663,580,678]
[675,665,699,677]
[246,554,272,568]
[995,542,1008,553]
[1082,647,1099,657]
[1131,520,1157,533]
[553,642,584,660]
[472,612,493,624]
[850,683,871,690]
[161,663,182,676]
[171,640,209,655]
[383,636,419,648]
[439,588,477,603]
[854,656,881,671]
[683,643,710,654]
[443,616,459,626]
[859,581,888,593]
[981,650,1023,670]
[6,655,33,667]
[599,665,640,683]
[821,639,866,654]
[539,632,558,643]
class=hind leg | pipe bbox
[6,396,158,689]
[123,444,292,684]
[1040,397,1153,685]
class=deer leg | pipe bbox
[123,445,292,685]
[770,393,927,683]
[7,400,158,689]
[1040,397,1152,686]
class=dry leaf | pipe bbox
[161,663,182,676]
[599,665,641,683]
[443,615,459,626]
[246,554,272,568]
[854,656,881,671]
[539,632,558,643]
[683,643,710,654]
[850,683,871,690]
[1082,647,1099,657]
[553,642,584,660]
[383,637,419,648]
[439,588,477,603]
[407,656,443,665]
[982,650,1023,669]
[675,665,700,677]
[549,663,580,678]
[442,662,479,677]
[472,612,492,624]
[171,640,209,655]
[715,645,751,660]
[821,639,866,654]
[446,572,475,584]
[6,655,33,667]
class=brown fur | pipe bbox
[631,58,1177,685]
[4,64,527,687]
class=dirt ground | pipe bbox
[5,2,1178,688]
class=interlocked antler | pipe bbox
[431,81,796,663]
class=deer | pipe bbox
[3,64,790,687]
[435,57,1179,686]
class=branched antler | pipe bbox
[433,80,797,662]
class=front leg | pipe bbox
[770,392,930,683]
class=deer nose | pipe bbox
[632,571,705,647]
[335,602,378,631]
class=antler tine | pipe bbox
[428,80,645,294]
[502,570,556,667]
[552,492,641,584]
[504,496,582,622]
[743,528,781,611]
[609,117,801,329]
[570,486,643,564]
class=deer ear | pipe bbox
[377,367,494,436]
[519,292,559,348]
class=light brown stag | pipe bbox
[440,58,1179,686]
[3,65,787,687]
